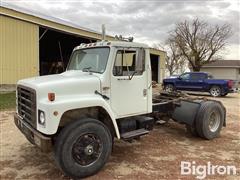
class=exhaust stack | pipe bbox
[102,24,106,40]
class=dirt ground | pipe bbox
[0,94,240,180]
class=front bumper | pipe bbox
[14,113,52,152]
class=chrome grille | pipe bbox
[17,86,36,127]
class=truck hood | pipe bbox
[17,71,101,99]
[163,78,178,82]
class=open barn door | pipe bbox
[39,27,96,75]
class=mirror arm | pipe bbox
[126,64,131,80]
[129,71,136,80]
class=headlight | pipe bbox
[38,110,46,126]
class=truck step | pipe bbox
[136,116,154,130]
[121,128,149,140]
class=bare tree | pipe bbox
[154,42,186,76]
[166,40,187,75]
[170,18,232,71]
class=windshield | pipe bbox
[67,47,110,73]
[208,74,214,79]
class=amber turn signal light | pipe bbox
[48,93,55,101]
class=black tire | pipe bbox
[195,101,225,140]
[221,92,228,96]
[54,118,112,179]
[209,86,221,97]
[164,84,175,92]
[186,125,199,137]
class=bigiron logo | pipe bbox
[180,161,237,179]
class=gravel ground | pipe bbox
[0,94,239,179]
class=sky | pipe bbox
[2,0,240,60]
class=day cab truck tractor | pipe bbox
[14,40,226,179]
[163,72,238,97]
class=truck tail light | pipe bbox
[48,93,55,101]
[227,80,233,88]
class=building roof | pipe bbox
[202,60,240,68]
[1,2,100,34]
[0,2,113,40]
[0,2,166,56]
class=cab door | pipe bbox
[189,73,206,90]
[110,48,148,118]
[176,73,191,90]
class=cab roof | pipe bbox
[74,40,149,51]
[107,41,149,48]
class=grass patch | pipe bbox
[0,92,16,110]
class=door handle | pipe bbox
[143,89,147,97]
[148,83,152,89]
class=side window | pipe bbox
[113,48,145,76]
[190,74,206,80]
[180,73,190,80]
[190,74,198,80]
[199,74,207,79]
[208,74,213,79]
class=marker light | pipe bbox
[48,93,55,101]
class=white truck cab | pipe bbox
[14,40,226,179]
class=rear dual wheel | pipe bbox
[186,125,199,137]
[194,101,225,140]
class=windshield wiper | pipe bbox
[82,67,92,72]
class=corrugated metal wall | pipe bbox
[0,11,166,85]
[0,15,38,84]
[201,67,239,81]
[149,49,166,82]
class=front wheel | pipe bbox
[209,86,221,97]
[54,118,112,179]
[164,84,175,92]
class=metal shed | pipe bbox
[0,3,166,85]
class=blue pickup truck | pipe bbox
[163,72,237,97]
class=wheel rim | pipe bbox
[208,111,221,132]
[210,87,220,96]
[72,133,103,166]
[165,85,173,92]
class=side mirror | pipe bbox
[178,77,182,80]
[135,48,145,73]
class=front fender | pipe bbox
[37,95,120,138]
[163,80,177,86]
